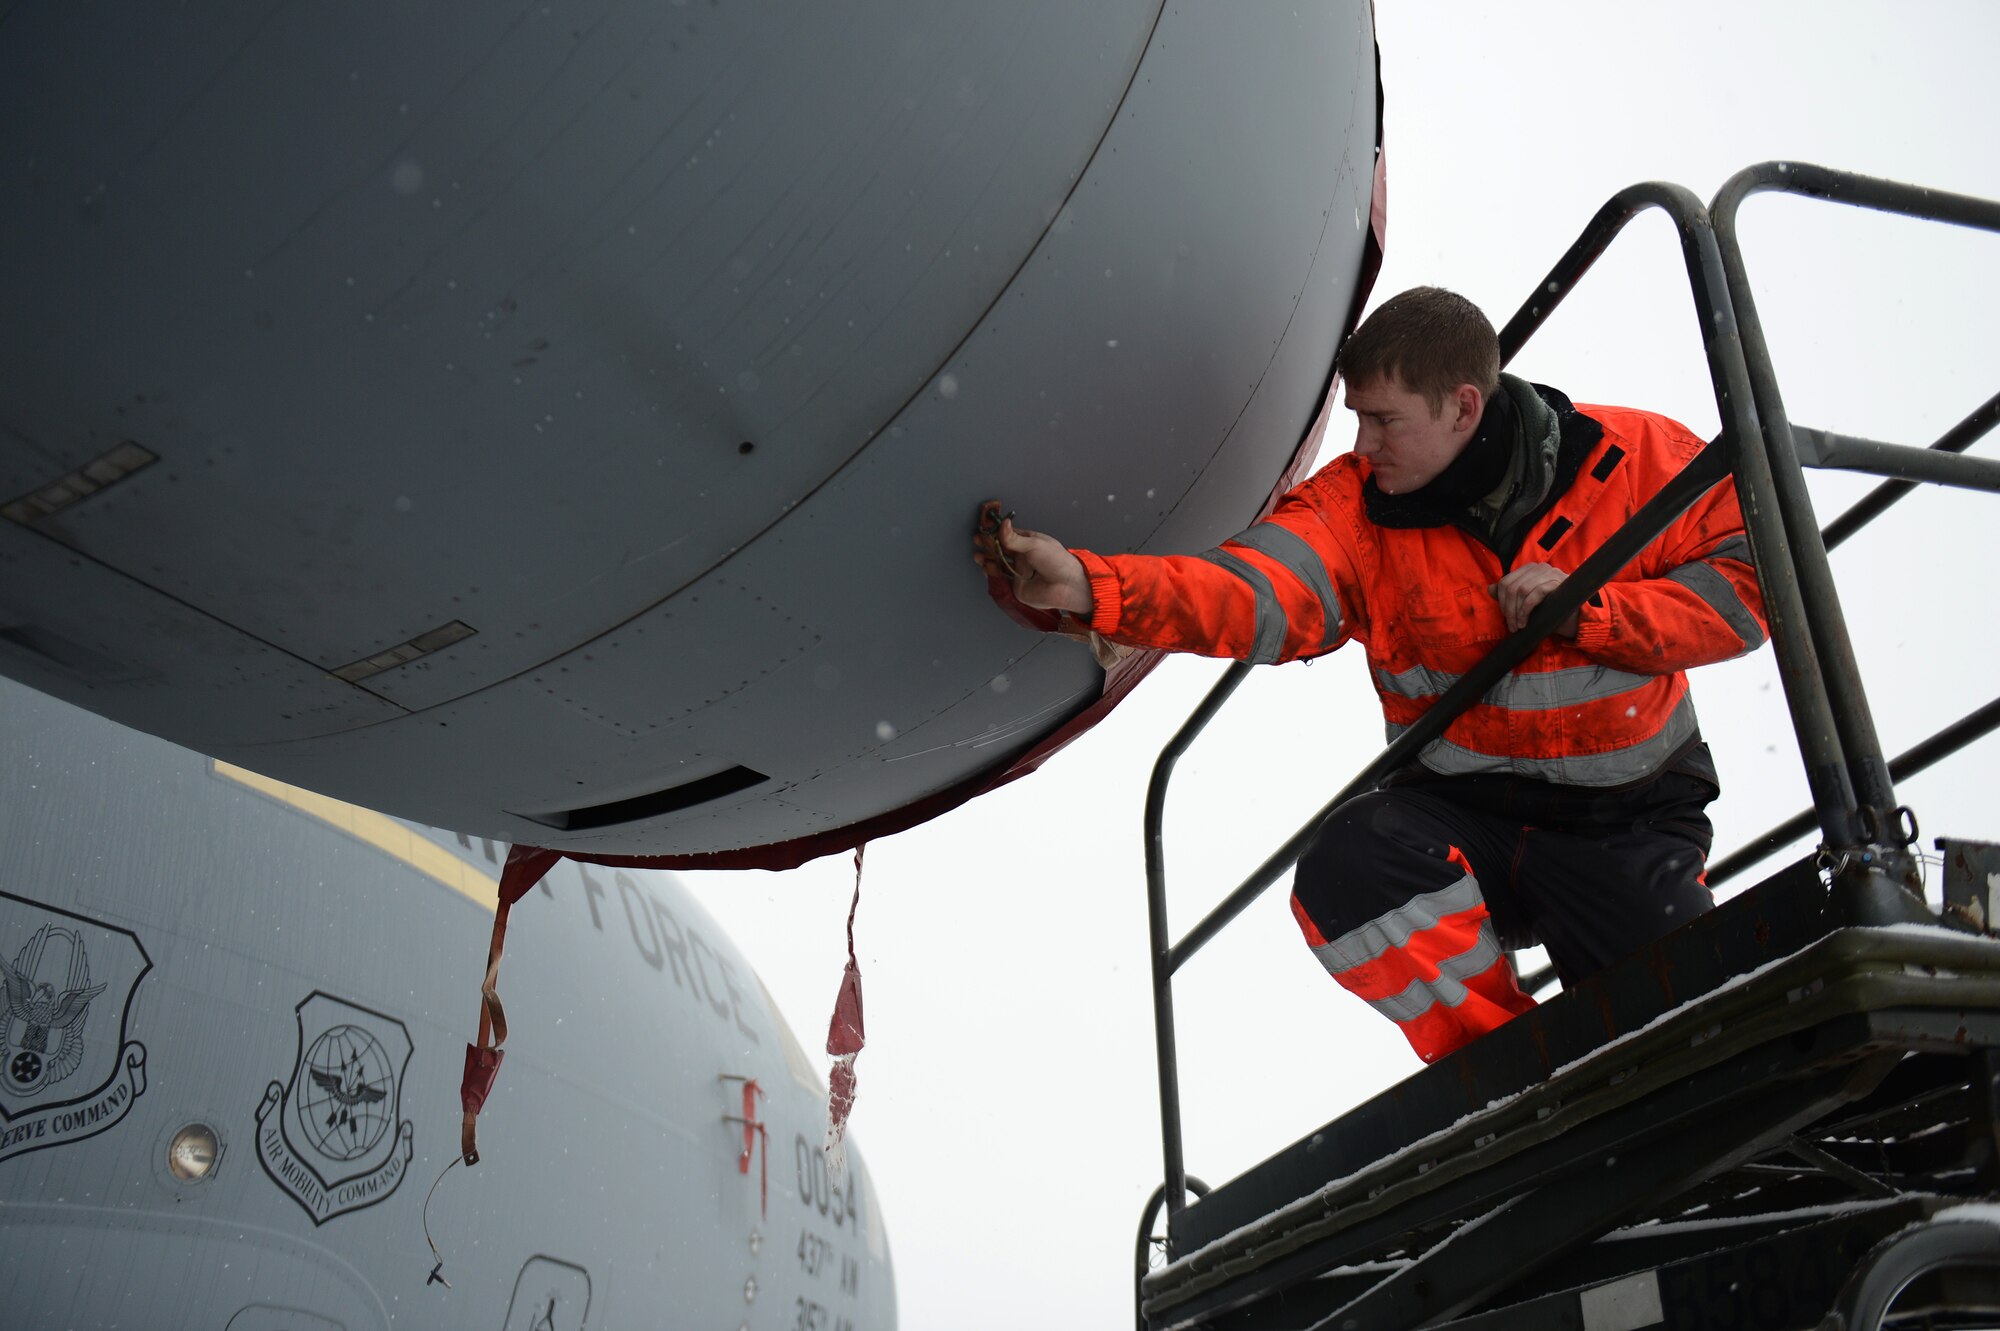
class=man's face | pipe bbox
[1344,376,1480,495]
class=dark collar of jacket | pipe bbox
[1364,379,1604,565]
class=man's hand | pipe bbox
[1490,562,1579,637]
[973,506,1093,616]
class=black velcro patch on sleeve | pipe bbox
[1537,516,1574,550]
[1590,445,1627,481]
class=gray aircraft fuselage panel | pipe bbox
[0,1,1381,856]
[0,677,895,1330]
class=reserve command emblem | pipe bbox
[0,892,150,1163]
[256,991,414,1224]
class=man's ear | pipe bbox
[1450,383,1484,435]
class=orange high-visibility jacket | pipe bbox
[1073,392,1766,788]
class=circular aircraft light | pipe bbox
[167,1123,220,1182]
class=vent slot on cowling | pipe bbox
[331,620,477,683]
[3,441,158,524]
[524,765,770,831]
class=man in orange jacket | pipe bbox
[974,287,1767,1064]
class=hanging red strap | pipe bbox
[824,845,867,1159]
[458,844,561,1165]
[740,1079,768,1217]
[720,1074,769,1217]
[828,846,866,1056]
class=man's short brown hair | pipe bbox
[1336,286,1501,415]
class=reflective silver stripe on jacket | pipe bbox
[1372,660,1462,701]
[1666,560,1766,653]
[1703,535,1754,566]
[1309,873,1485,973]
[1195,548,1288,665]
[1361,927,1508,1024]
[1386,690,1700,787]
[1226,522,1343,650]
[1374,660,1660,709]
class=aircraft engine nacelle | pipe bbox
[0,1,1381,859]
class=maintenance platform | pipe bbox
[1132,164,2000,1331]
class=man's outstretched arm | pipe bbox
[972,481,1364,666]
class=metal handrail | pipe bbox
[1132,1174,1210,1331]
[1694,162,2000,896]
[1707,388,2000,889]
[1792,424,2000,493]
[1710,162,2000,897]
[1822,391,2000,550]
[1139,164,2000,1238]
[1709,695,2000,889]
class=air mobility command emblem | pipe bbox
[255,990,414,1224]
[0,892,151,1162]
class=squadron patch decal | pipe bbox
[255,990,414,1224]
[0,892,151,1163]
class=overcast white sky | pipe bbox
[691,5,2000,1327]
